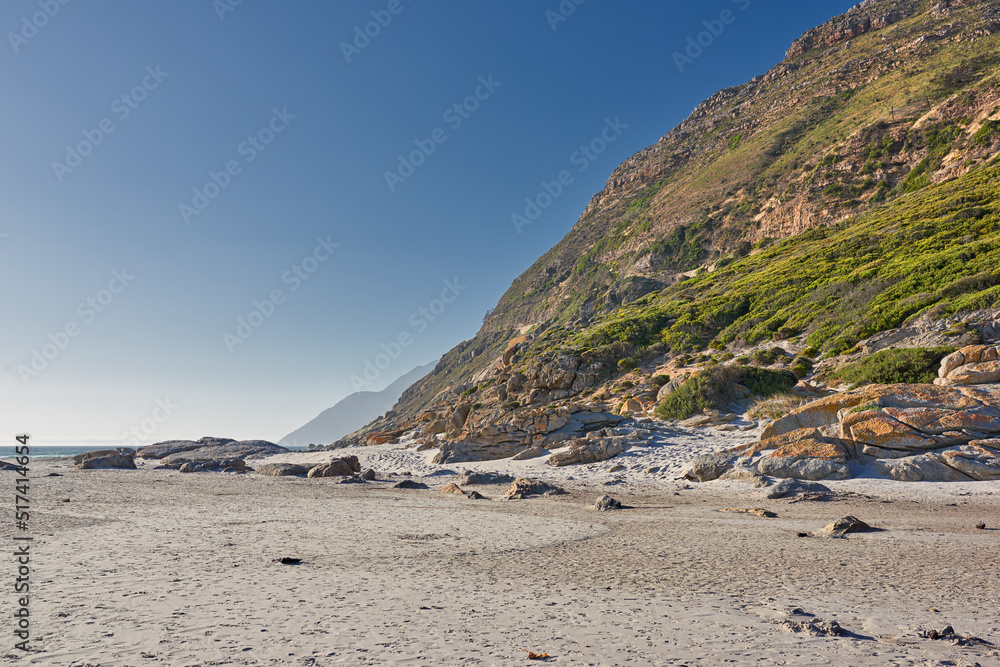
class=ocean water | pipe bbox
[0,443,308,461]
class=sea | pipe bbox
[0,443,309,461]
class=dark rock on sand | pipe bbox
[74,448,137,470]
[161,440,286,466]
[307,459,355,478]
[762,479,832,500]
[594,495,622,511]
[255,463,310,477]
[503,478,566,500]
[393,479,429,489]
[136,440,204,459]
[820,516,871,538]
[453,471,514,486]
[178,458,247,473]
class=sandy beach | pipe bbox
[5,429,1000,667]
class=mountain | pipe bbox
[279,362,435,447]
[344,0,1000,449]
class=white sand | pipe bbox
[7,426,1000,666]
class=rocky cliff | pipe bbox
[346,0,1000,457]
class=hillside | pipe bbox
[279,363,434,447]
[347,0,1000,444]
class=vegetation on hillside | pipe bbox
[828,346,957,387]
[654,365,797,420]
[574,158,1000,358]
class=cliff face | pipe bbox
[349,0,1000,441]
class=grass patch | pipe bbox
[829,346,957,386]
[654,365,797,420]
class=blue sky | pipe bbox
[0,0,853,446]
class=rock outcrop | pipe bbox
[74,448,137,470]
[178,458,247,474]
[428,403,626,463]
[255,463,310,477]
[503,478,566,500]
[159,440,287,467]
[306,456,361,478]
[689,347,1000,482]
[548,436,631,467]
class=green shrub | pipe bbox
[829,346,957,386]
[654,365,797,420]
[618,357,637,371]
[651,374,671,388]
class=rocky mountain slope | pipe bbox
[345,0,1000,458]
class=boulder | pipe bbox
[762,479,832,500]
[682,453,734,482]
[656,376,686,401]
[162,440,286,466]
[74,448,137,470]
[197,436,236,447]
[177,458,246,473]
[937,346,1000,385]
[361,468,376,481]
[453,471,513,486]
[819,516,871,538]
[870,455,972,481]
[757,457,851,481]
[548,437,630,467]
[503,478,566,500]
[441,482,465,495]
[393,479,429,489]
[136,440,203,459]
[255,463,309,477]
[928,444,1000,480]
[594,495,622,511]
[307,459,356,478]
[511,446,546,460]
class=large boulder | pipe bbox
[307,459,356,478]
[453,471,513,486]
[503,478,565,500]
[936,345,1000,386]
[682,453,735,482]
[161,440,286,466]
[548,437,630,467]
[136,440,203,459]
[74,448,137,470]
[255,462,310,477]
[178,458,247,474]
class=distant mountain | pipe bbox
[279,362,435,447]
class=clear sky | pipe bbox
[1,0,854,446]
